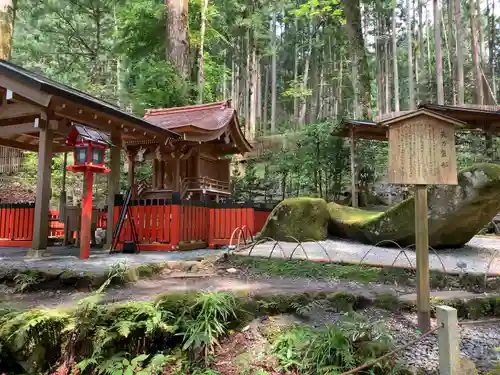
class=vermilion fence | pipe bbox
[0,200,273,250]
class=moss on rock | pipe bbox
[259,197,331,241]
[328,163,500,248]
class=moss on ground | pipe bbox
[329,163,500,248]
[228,255,500,292]
[259,197,331,241]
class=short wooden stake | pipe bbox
[437,305,459,375]
[415,184,430,332]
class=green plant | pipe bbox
[13,271,43,292]
[181,292,240,364]
[270,313,395,375]
[107,261,131,285]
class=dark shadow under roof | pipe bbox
[333,118,388,140]
[418,103,500,132]
[0,59,180,139]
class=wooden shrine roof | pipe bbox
[0,59,180,153]
[144,100,252,154]
[418,103,500,133]
[334,119,388,140]
[335,104,500,141]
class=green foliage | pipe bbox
[270,313,395,375]
[13,271,43,292]
[180,292,240,363]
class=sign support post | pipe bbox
[415,184,430,332]
[384,109,461,333]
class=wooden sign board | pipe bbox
[387,113,458,185]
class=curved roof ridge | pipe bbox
[145,100,231,116]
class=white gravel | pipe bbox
[303,307,500,374]
[244,236,500,274]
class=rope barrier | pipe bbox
[458,318,500,326]
[340,324,443,375]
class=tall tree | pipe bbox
[166,0,190,78]
[455,0,464,104]
[270,10,277,133]
[0,0,16,59]
[393,0,400,112]
[408,0,415,109]
[197,0,208,103]
[434,0,444,104]
[469,0,483,104]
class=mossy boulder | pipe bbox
[328,163,500,248]
[259,197,330,241]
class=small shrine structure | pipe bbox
[138,101,252,201]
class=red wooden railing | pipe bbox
[0,200,273,250]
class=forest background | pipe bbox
[0,0,499,205]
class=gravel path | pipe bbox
[243,236,500,274]
[0,247,221,273]
[304,307,500,374]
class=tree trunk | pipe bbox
[293,15,299,122]
[393,0,400,112]
[298,17,313,126]
[197,0,208,103]
[165,0,190,78]
[408,0,415,109]
[0,0,16,60]
[418,0,424,102]
[249,43,257,139]
[271,11,277,133]
[344,0,372,119]
[447,0,456,105]
[434,0,444,105]
[384,36,390,114]
[244,28,251,136]
[455,0,464,104]
[263,64,269,132]
[489,0,496,101]
[441,9,452,103]
[470,0,483,104]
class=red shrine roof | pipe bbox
[144,100,252,154]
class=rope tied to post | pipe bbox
[340,324,443,375]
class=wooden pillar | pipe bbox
[127,151,136,198]
[350,128,359,208]
[106,131,121,247]
[193,150,201,178]
[59,152,68,222]
[80,170,94,259]
[159,160,165,188]
[152,159,159,189]
[415,184,430,332]
[30,127,53,255]
[172,158,181,192]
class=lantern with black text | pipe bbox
[66,125,111,259]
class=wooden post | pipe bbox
[59,151,68,222]
[415,184,430,332]
[437,305,459,375]
[127,151,136,198]
[172,158,181,192]
[30,127,53,255]
[152,158,159,189]
[159,160,165,188]
[350,128,358,208]
[106,131,121,247]
[80,170,94,259]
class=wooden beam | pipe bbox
[0,75,52,107]
[0,102,42,120]
[0,122,40,137]
[0,137,38,151]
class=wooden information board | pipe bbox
[388,114,458,185]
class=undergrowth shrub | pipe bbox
[270,312,397,375]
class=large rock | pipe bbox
[259,197,330,241]
[328,163,500,248]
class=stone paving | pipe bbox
[242,236,500,274]
[0,246,222,273]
